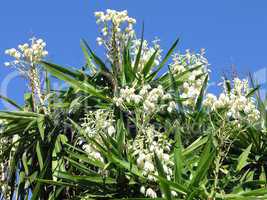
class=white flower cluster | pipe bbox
[170,49,208,106]
[130,38,162,73]
[95,9,136,37]
[141,187,157,198]
[95,10,136,63]
[80,109,177,198]
[81,109,115,137]
[114,85,176,114]
[129,125,174,198]
[94,9,163,78]
[204,78,260,123]
[5,38,48,67]
[5,38,48,113]
[80,109,115,163]
[81,143,105,163]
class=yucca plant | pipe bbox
[1,9,267,200]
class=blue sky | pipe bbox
[0,0,267,108]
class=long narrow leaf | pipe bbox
[148,38,179,81]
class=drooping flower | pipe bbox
[146,188,157,198]
[203,78,260,123]
[114,84,176,115]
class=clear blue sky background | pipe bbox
[0,0,267,108]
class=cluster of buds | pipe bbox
[95,9,136,65]
[95,9,136,40]
[4,38,49,113]
[5,38,48,68]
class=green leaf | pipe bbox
[0,94,22,110]
[52,134,65,181]
[80,40,96,73]
[81,39,110,73]
[37,116,45,140]
[154,152,172,200]
[246,85,260,98]
[168,66,185,116]
[36,179,77,187]
[42,61,110,101]
[64,156,99,176]
[216,189,267,199]
[0,111,41,120]
[36,141,44,170]
[133,22,144,73]
[98,132,121,158]
[111,156,144,178]
[159,64,203,86]
[16,171,25,200]
[174,128,184,184]
[182,136,208,158]
[45,70,51,94]
[224,77,231,94]
[148,38,179,81]
[189,134,215,189]
[56,171,117,185]
[236,144,252,171]
[31,154,51,200]
[48,186,65,200]
[143,49,158,77]
[155,175,188,195]
[116,118,126,155]
[41,61,81,78]
[64,147,105,169]
[259,166,266,182]
[122,43,136,85]
[113,198,165,200]
[195,74,208,111]
[240,188,267,196]
[22,152,29,175]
